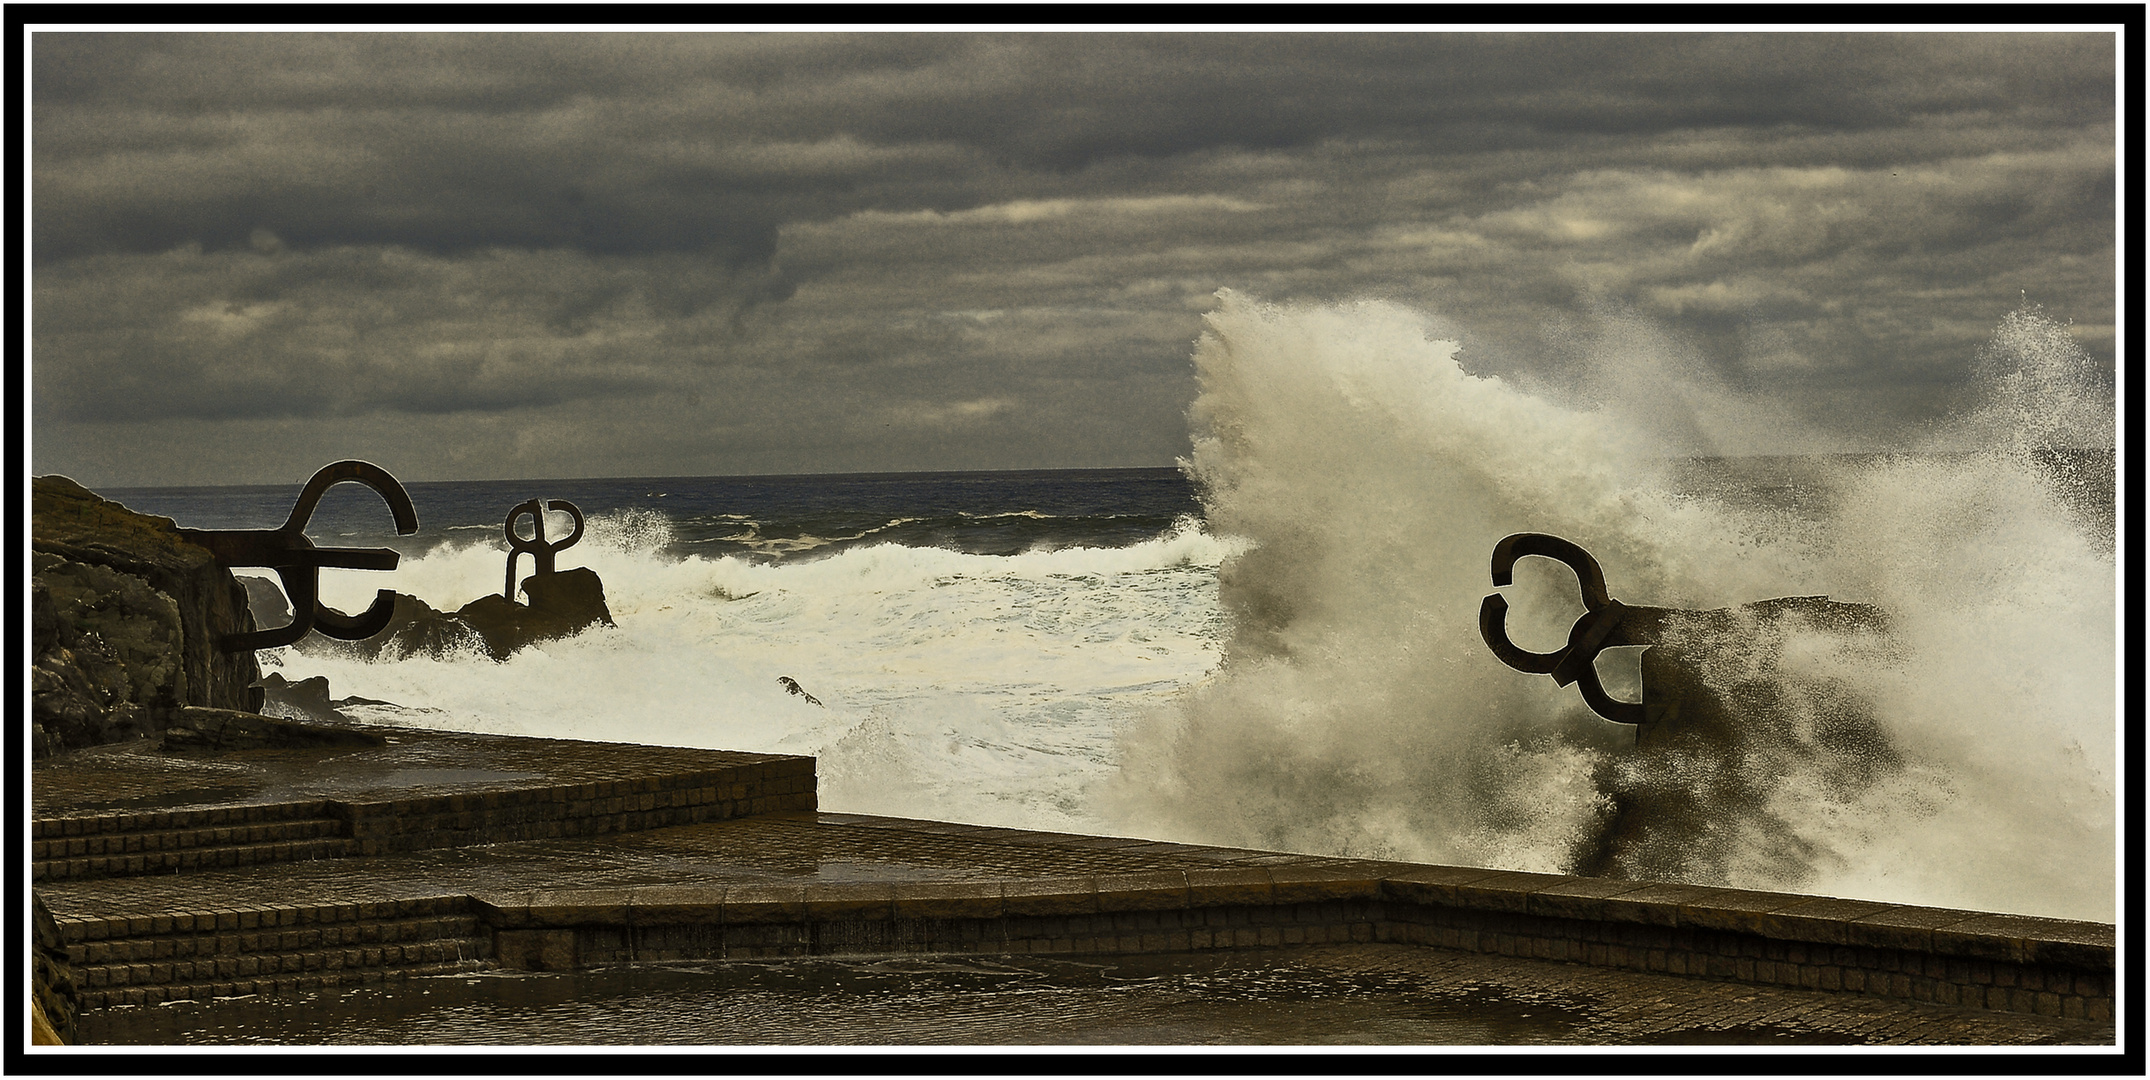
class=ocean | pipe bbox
[100,297,2118,924]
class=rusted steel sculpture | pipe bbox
[1479,532,1656,727]
[503,498,585,604]
[1479,532,1887,746]
[177,460,418,651]
[1478,531,1896,882]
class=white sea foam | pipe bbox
[1102,291,2114,921]
[276,292,2113,923]
[284,515,1241,835]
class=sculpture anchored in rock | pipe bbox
[1479,531,1890,744]
[503,498,585,605]
[1478,532,1898,884]
[319,497,613,662]
[175,460,418,651]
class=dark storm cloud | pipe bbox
[28,29,2117,485]
[36,32,2110,259]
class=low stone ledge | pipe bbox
[1520,877,1657,922]
[1744,896,1901,944]
[720,884,810,925]
[1268,867,1384,906]
[1186,867,1274,907]
[799,882,898,922]
[1362,863,2114,974]
[892,881,1004,920]
[1095,871,1191,912]
[1001,876,1100,917]
[1437,869,1575,914]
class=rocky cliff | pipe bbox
[30,476,265,758]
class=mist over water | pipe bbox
[1105,291,2114,922]
[267,293,2112,923]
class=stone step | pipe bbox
[34,799,339,841]
[32,801,359,881]
[77,954,496,1011]
[33,831,357,882]
[57,898,496,1011]
[65,913,488,967]
[35,814,348,860]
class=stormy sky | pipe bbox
[29,30,2118,487]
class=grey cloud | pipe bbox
[28,30,2117,484]
[34,244,786,424]
[36,33,2113,258]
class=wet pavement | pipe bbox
[31,732,2119,1048]
[31,731,782,819]
[76,943,2113,1047]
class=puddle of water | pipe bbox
[307,768,543,792]
[82,949,1618,1046]
[56,785,264,813]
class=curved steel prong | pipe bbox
[1489,532,1611,609]
[307,590,401,641]
[1574,661,1646,726]
[504,499,544,600]
[1550,601,1627,688]
[1478,594,1565,674]
[282,460,419,537]
[220,566,318,651]
[546,499,585,550]
[1480,532,1646,726]
[180,460,418,651]
[503,498,587,603]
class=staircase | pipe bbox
[52,896,494,1010]
[32,801,356,882]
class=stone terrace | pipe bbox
[29,730,2119,1047]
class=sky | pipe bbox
[27,29,2120,488]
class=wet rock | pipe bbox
[1576,596,1899,887]
[256,672,349,724]
[161,706,388,751]
[522,566,615,633]
[235,574,293,633]
[30,476,263,758]
[336,567,616,662]
[456,567,615,659]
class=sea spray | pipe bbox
[259,296,2112,922]
[288,510,1240,833]
[1104,292,2113,921]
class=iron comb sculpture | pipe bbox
[177,460,419,651]
[503,498,585,603]
[1479,531,1887,734]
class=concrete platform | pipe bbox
[29,730,2119,1047]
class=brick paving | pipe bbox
[31,734,2118,1047]
[1294,944,2108,1045]
[31,731,787,819]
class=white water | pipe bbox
[282,294,2115,923]
[288,515,1241,835]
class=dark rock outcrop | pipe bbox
[31,476,264,758]
[320,566,616,662]
[1576,596,1899,886]
[235,573,293,634]
[256,671,350,724]
[161,706,388,751]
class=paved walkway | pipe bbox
[30,730,783,819]
[32,735,2118,1047]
